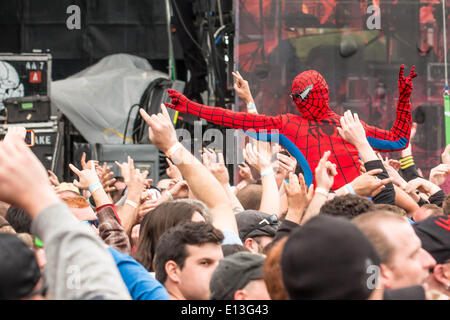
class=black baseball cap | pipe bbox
[281,215,382,300]
[413,216,450,264]
[235,210,280,241]
[0,233,41,299]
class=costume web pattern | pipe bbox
[166,66,416,190]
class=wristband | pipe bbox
[89,182,102,194]
[260,168,274,178]
[400,155,415,170]
[166,190,174,201]
[125,200,138,209]
[345,184,355,195]
[247,102,257,111]
[315,187,329,197]
[166,142,182,158]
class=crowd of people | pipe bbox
[0,73,449,301]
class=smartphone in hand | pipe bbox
[25,130,35,147]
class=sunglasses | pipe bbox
[290,84,313,101]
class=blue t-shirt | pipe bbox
[221,230,243,245]
[108,247,170,300]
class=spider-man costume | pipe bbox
[165,65,417,190]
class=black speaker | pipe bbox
[0,124,59,171]
[93,144,161,184]
[412,103,446,151]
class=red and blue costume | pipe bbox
[166,65,417,190]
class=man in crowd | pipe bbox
[353,211,436,290]
[209,251,270,300]
[414,216,450,298]
[235,210,279,254]
[154,222,224,300]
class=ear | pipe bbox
[234,289,247,300]
[433,264,450,288]
[243,238,259,253]
[380,263,394,290]
[165,260,181,284]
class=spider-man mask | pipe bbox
[291,70,332,120]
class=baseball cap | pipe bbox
[413,216,450,264]
[235,210,279,241]
[0,233,41,299]
[281,215,381,300]
[210,251,265,300]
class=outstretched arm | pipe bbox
[165,89,283,131]
[363,65,417,152]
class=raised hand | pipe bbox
[405,177,440,196]
[98,162,117,193]
[166,179,189,199]
[165,89,191,114]
[0,138,58,216]
[277,153,297,175]
[127,165,149,197]
[398,64,418,99]
[349,168,392,197]
[69,162,100,190]
[232,71,253,105]
[429,163,450,186]
[48,170,60,187]
[315,151,337,191]
[284,172,314,217]
[379,155,406,188]
[243,140,273,174]
[80,152,99,171]
[4,126,26,143]
[139,104,179,155]
[337,110,368,148]
[202,149,229,185]
[166,157,183,180]
[115,156,134,184]
[387,158,402,171]
[238,162,252,180]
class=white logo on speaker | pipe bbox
[0,61,25,110]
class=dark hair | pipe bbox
[319,194,375,219]
[236,184,262,211]
[154,222,224,284]
[134,199,210,271]
[5,207,32,233]
[221,244,250,257]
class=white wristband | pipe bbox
[166,142,182,158]
[125,200,138,209]
[315,187,329,197]
[260,168,274,178]
[247,102,257,110]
